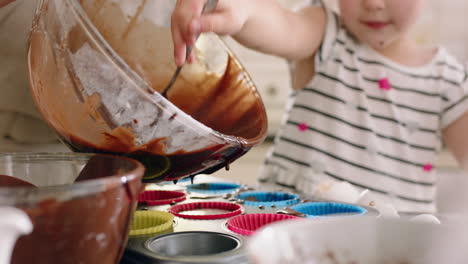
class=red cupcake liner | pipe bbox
[226,213,300,236]
[169,201,242,220]
[138,190,186,206]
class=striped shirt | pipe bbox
[258,7,468,213]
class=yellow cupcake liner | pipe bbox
[129,210,174,238]
[142,156,171,181]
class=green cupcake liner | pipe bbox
[129,211,174,238]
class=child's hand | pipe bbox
[171,0,252,66]
[0,0,15,8]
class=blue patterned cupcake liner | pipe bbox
[236,191,300,207]
[186,182,242,195]
[291,202,367,218]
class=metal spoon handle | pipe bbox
[161,0,219,98]
[202,0,218,13]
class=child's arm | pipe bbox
[171,0,326,66]
[443,112,468,169]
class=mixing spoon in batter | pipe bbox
[161,0,218,98]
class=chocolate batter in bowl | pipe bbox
[0,153,144,264]
[27,0,268,183]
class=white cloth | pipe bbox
[259,7,468,213]
[0,0,65,151]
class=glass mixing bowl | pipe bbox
[27,0,268,183]
[0,153,144,264]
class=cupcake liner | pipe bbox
[226,213,300,236]
[291,202,367,218]
[169,201,242,220]
[129,211,174,238]
[186,182,241,195]
[236,191,300,207]
[138,190,186,205]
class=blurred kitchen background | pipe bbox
[211,0,468,215]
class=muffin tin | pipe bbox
[124,231,247,264]
[121,182,378,264]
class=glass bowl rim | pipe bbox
[30,0,268,146]
[0,152,145,205]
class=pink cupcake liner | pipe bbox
[169,201,242,220]
[226,213,300,236]
[138,190,186,206]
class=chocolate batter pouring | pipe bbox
[27,0,267,183]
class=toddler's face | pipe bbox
[338,0,424,50]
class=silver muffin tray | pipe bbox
[121,183,378,264]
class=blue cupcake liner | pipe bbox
[236,191,300,207]
[186,182,242,195]
[291,202,367,218]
